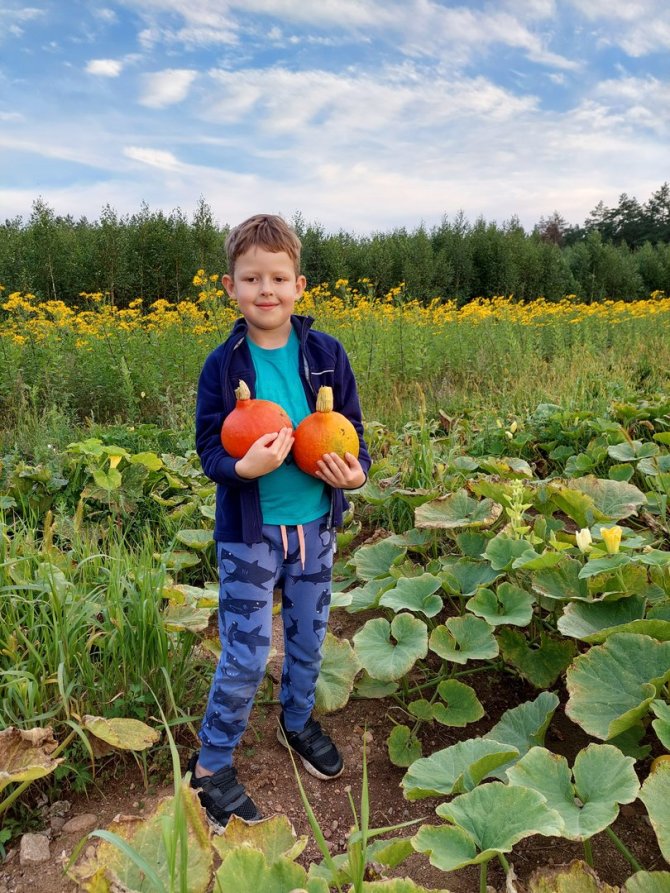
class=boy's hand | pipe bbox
[235,428,294,479]
[315,452,366,489]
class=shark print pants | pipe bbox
[198,515,335,770]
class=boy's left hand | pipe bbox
[315,452,366,489]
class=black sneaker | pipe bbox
[187,752,262,830]
[277,713,344,780]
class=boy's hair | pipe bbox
[225,214,302,277]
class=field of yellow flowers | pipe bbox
[2,277,670,431]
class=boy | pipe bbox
[191,213,371,829]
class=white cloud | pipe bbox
[86,58,123,77]
[0,111,24,122]
[140,69,198,107]
[568,0,670,55]
[123,146,182,170]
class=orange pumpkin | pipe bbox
[293,386,359,477]
[221,379,292,458]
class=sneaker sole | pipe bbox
[276,727,344,780]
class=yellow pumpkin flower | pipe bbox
[601,525,622,554]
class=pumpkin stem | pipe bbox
[235,379,251,401]
[315,386,334,413]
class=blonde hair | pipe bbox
[225,214,302,277]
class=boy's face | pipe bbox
[222,247,306,345]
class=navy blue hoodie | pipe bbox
[195,314,372,543]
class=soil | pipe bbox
[2,607,666,893]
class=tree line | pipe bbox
[2,185,670,308]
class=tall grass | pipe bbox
[0,515,208,731]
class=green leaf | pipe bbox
[130,451,164,471]
[387,725,423,767]
[212,814,307,865]
[565,633,670,740]
[214,848,307,893]
[625,871,670,893]
[408,700,434,721]
[497,629,576,688]
[651,700,670,750]
[353,672,398,699]
[507,744,639,840]
[578,553,631,579]
[455,531,489,559]
[439,558,499,596]
[158,549,201,571]
[379,573,444,617]
[558,596,647,642]
[512,550,565,572]
[639,762,670,863]
[432,680,484,727]
[175,528,214,551]
[413,783,563,871]
[466,582,534,627]
[92,467,122,490]
[483,533,531,571]
[352,539,407,581]
[361,879,453,893]
[353,613,428,682]
[571,476,647,520]
[429,615,498,664]
[485,691,560,774]
[72,784,212,893]
[549,485,598,528]
[314,632,360,713]
[401,738,519,799]
[414,489,502,530]
[163,603,213,633]
[531,557,590,602]
[346,577,395,613]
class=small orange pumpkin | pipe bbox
[293,386,359,477]
[221,379,292,458]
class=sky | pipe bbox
[1,0,669,235]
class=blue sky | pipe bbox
[1,0,669,233]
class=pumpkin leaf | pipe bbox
[82,716,160,751]
[570,476,647,520]
[401,738,519,800]
[353,613,428,682]
[624,872,670,893]
[212,814,307,865]
[497,629,576,689]
[639,762,670,864]
[507,744,639,840]
[379,573,444,617]
[414,489,502,530]
[314,632,360,713]
[0,726,63,793]
[565,633,670,740]
[387,725,423,767]
[429,615,498,664]
[432,680,484,727]
[558,596,647,642]
[466,582,534,627]
[352,540,407,581]
[412,783,563,871]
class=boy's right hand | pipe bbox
[234,428,294,479]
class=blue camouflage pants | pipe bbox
[198,515,334,770]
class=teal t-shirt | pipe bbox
[247,330,330,525]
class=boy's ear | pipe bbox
[296,274,307,297]
[222,274,236,299]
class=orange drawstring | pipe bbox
[279,524,306,570]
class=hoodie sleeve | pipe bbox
[195,349,255,487]
[333,342,372,480]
